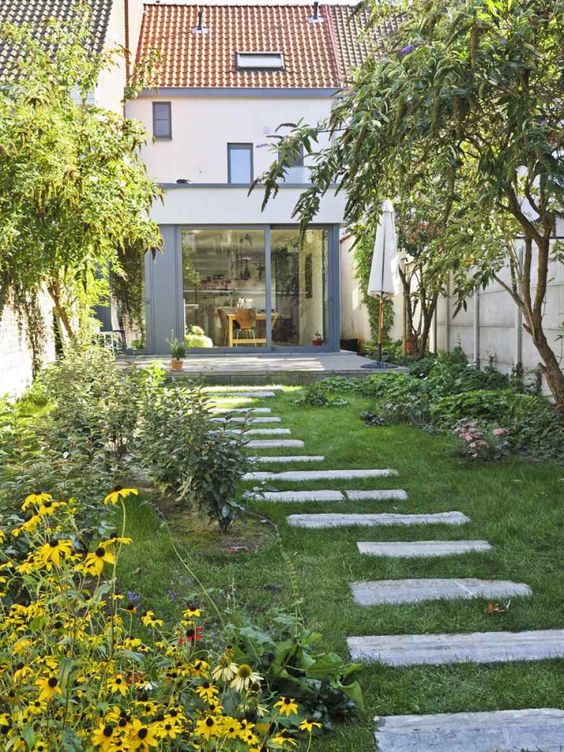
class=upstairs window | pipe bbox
[228,144,253,184]
[236,52,285,71]
[153,102,172,139]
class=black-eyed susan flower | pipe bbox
[271,731,298,746]
[141,610,163,628]
[104,486,139,505]
[107,674,129,697]
[182,603,202,619]
[221,717,242,739]
[195,681,219,703]
[230,663,262,692]
[78,546,116,577]
[195,715,220,740]
[299,719,322,733]
[128,718,158,749]
[22,491,52,510]
[36,675,62,702]
[37,538,73,569]
[92,723,116,750]
[274,697,299,717]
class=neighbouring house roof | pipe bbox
[136,3,398,90]
[0,0,114,80]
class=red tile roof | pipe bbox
[136,3,397,89]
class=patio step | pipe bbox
[211,416,282,424]
[246,490,345,503]
[211,407,272,414]
[287,512,470,529]
[347,629,564,666]
[242,428,291,435]
[247,439,305,449]
[347,489,407,501]
[357,540,492,558]
[249,455,325,464]
[374,708,564,752]
[243,469,398,482]
[245,489,407,503]
[351,578,531,606]
[204,385,285,393]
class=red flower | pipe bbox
[178,627,203,645]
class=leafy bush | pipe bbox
[0,490,327,750]
[430,390,516,427]
[297,378,357,407]
[227,613,363,729]
[138,384,250,530]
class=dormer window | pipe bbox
[236,52,285,71]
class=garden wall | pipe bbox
[0,295,56,398]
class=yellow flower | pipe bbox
[195,715,220,740]
[195,681,219,702]
[211,656,238,682]
[128,718,159,749]
[78,546,116,576]
[107,674,129,696]
[92,723,117,750]
[221,717,242,739]
[299,720,322,733]
[36,675,62,702]
[230,663,262,692]
[104,486,139,505]
[154,716,183,739]
[36,538,73,569]
[22,491,52,510]
[274,697,299,717]
[141,610,163,628]
[182,604,203,619]
[270,733,297,746]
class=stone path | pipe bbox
[348,630,564,666]
[209,386,563,751]
[351,578,532,606]
[374,709,564,752]
[212,416,282,424]
[357,540,492,557]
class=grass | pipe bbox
[120,387,564,752]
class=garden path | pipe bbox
[212,388,564,752]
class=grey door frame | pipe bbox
[146,223,340,354]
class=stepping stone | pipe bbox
[346,490,407,501]
[244,490,344,503]
[243,469,398,482]
[374,708,564,752]
[351,578,531,606]
[240,428,291,435]
[247,440,305,449]
[211,407,272,414]
[287,512,470,529]
[211,391,277,399]
[249,455,325,464]
[211,416,282,424]
[348,629,564,666]
[357,540,492,558]
[205,385,284,392]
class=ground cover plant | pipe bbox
[298,350,564,462]
[116,387,564,752]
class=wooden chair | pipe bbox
[234,308,257,345]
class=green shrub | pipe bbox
[430,390,516,427]
[138,383,250,530]
[298,377,360,406]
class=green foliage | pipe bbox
[168,334,186,359]
[297,378,357,407]
[227,613,363,728]
[0,10,161,350]
[138,385,250,530]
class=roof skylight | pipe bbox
[236,52,285,71]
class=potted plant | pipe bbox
[312,331,324,346]
[168,334,186,370]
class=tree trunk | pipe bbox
[530,323,564,413]
[47,281,75,341]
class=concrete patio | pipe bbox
[119,351,400,384]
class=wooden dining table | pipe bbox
[226,311,279,347]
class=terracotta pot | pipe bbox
[170,358,184,371]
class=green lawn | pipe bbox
[120,387,564,752]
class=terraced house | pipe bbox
[126,2,389,354]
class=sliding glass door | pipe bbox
[271,229,328,348]
[177,226,331,351]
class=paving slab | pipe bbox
[244,490,345,503]
[249,455,326,464]
[211,417,282,424]
[287,512,470,528]
[243,469,398,482]
[205,385,285,392]
[247,439,305,449]
[374,708,564,752]
[241,428,291,435]
[357,540,492,558]
[348,629,564,666]
[211,407,272,414]
[346,490,407,501]
[351,578,531,606]
[211,391,277,399]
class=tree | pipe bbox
[257,0,564,409]
[0,10,161,356]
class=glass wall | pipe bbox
[271,229,328,347]
[182,229,266,347]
